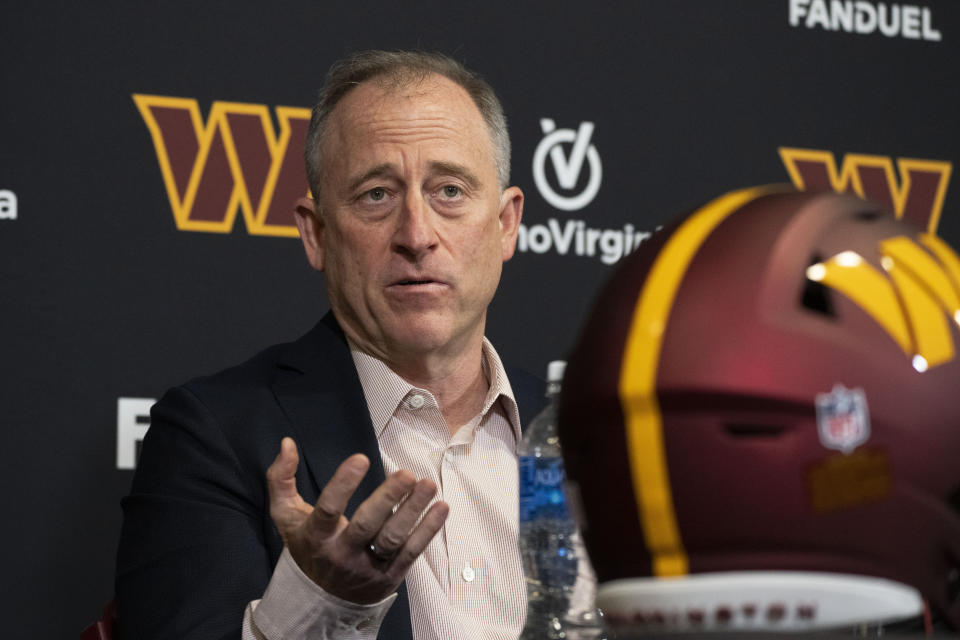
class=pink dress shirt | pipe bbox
[243,338,527,639]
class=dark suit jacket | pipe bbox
[116,313,546,639]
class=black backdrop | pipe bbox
[2,1,958,636]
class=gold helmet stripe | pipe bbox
[618,185,787,577]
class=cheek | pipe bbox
[482,219,507,262]
[323,237,368,303]
[459,220,505,286]
[460,214,501,252]
[328,225,381,275]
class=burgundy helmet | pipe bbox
[558,186,960,632]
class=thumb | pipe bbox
[266,437,312,535]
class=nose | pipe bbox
[392,191,438,261]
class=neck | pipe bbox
[341,317,492,434]
[387,337,489,435]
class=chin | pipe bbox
[384,314,466,355]
[388,328,453,356]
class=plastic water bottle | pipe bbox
[519,361,604,639]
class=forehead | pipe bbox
[322,74,494,177]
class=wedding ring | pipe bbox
[367,542,392,562]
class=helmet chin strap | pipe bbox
[597,571,924,633]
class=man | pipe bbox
[116,50,546,639]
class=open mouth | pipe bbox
[397,279,435,286]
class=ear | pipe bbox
[497,186,524,261]
[293,197,325,272]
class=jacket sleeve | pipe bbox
[116,385,274,639]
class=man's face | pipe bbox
[296,74,523,364]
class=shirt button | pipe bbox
[461,565,475,582]
[408,394,425,409]
[444,450,454,463]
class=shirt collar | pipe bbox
[349,338,521,442]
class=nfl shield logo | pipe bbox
[815,384,871,454]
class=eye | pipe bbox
[368,187,387,201]
[441,185,461,198]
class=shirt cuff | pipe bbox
[249,547,397,640]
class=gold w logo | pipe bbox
[134,95,311,236]
[807,234,960,370]
[779,147,952,234]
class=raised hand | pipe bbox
[266,437,449,603]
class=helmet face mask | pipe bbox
[558,187,960,632]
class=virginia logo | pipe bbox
[134,95,311,236]
[779,147,952,233]
[533,118,602,211]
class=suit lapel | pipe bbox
[269,313,413,639]
[270,312,387,514]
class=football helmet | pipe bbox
[558,186,960,632]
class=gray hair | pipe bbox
[304,50,511,198]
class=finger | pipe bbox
[267,438,312,531]
[341,469,418,548]
[386,501,449,578]
[306,453,371,539]
[371,478,438,556]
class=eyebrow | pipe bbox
[429,161,481,191]
[344,161,484,194]
[345,164,395,194]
